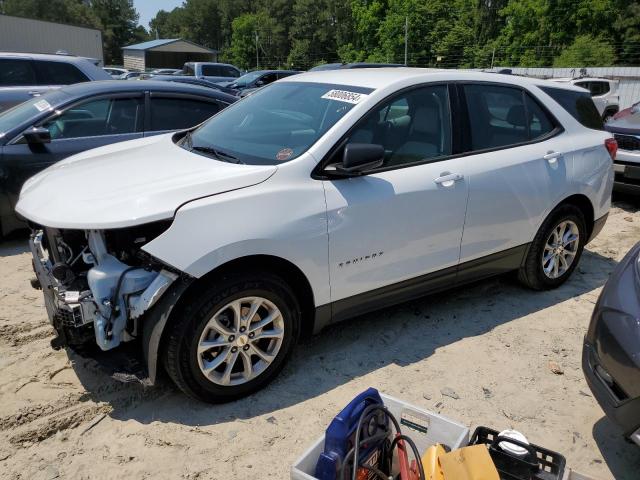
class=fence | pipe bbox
[499,66,640,109]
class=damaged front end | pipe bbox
[29,221,184,355]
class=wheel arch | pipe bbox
[143,254,318,384]
[191,254,317,337]
[555,193,595,239]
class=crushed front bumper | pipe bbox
[29,232,97,347]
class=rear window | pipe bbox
[34,61,89,85]
[540,86,603,130]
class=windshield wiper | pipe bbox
[192,145,243,164]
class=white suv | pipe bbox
[551,77,620,121]
[17,69,615,403]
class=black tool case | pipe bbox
[469,426,566,480]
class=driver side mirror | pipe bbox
[23,126,51,145]
[255,80,265,87]
[335,143,384,175]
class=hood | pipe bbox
[606,108,640,135]
[16,133,277,229]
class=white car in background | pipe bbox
[551,77,620,121]
[17,69,615,403]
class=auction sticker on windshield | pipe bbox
[321,89,369,104]
[33,99,51,112]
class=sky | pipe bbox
[134,0,182,29]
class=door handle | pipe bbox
[543,151,562,163]
[434,172,463,187]
[27,90,42,96]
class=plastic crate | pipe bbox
[469,426,566,480]
[290,393,469,480]
[561,470,597,480]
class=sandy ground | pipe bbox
[1,199,640,480]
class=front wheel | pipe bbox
[518,205,587,290]
[163,272,300,403]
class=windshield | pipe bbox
[0,91,68,138]
[185,82,374,165]
[230,71,264,88]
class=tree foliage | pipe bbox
[2,0,639,68]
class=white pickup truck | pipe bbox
[178,62,242,84]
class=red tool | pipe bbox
[396,433,420,480]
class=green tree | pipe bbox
[553,35,616,67]
[613,0,640,64]
[1,0,100,28]
[90,0,145,64]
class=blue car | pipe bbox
[0,80,237,237]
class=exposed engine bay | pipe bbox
[29,220,180,352]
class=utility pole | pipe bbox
[490,47,495,69]
[404,16,409,66]
[255,31,259,69]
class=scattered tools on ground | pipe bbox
[302,388,568,480]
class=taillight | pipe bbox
[605,137,617,161]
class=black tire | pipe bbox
[518,204,587,290]
[163,272,300,403]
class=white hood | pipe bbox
[16,133,277,229]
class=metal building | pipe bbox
[0,14,103,64]
[501,66,640,109]
[122,39,218,71]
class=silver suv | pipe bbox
[551,77,619,121]
[0,52,111,112]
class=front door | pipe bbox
[322,84,469,315]
[1,94,144,210]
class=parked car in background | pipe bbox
[308,62,404,71]
[221,69,301,97]
[119,71,145,80]
[551,77,620,121]
[0,80,236,237]
[613,100,640,121]
[150,75,239,96]
[0,52,111,113]
[178,62,241,83]
[103,67,130,79]
[583,241,640,447]
[149,68,182,76]
[17,69,614,402]
[605,107,640,194]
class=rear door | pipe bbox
[144,93,221,135]
[1,93,144,207]
[0,58,44,113]
[456,83,573,270]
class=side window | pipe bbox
[590,81,610,96]
[344,84,451,168]
[149,97,220,131]
[525,93,555,140]
[540,86,603,130]
[463,84,529,150]
[201,65,220,76]
[34,61,89,85]
[0,59,36,86]
[43,97,142,139]
[223,66,240,78]
[259,73,278,85]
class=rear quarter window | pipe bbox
[540,86,603,130]
[34,61,89,85]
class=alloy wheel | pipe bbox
[196,297,285,386]
[542,220,580,279]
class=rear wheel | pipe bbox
[518,205,587,290]
[163,272,300,403]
